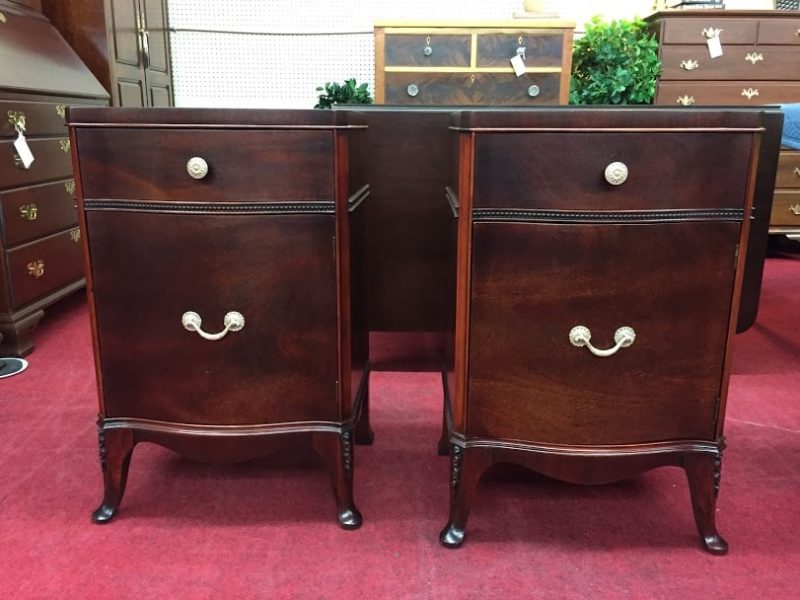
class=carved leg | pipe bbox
[92,427,135,524]
[437,402,449,456]
[312,431,362,530]
[439,445,492,548]
[354,376,374,445]
[684,449,728,555]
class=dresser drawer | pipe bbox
[757,18,800,45]
[471,132,754,210]
[467,220,736,445]
[0,137,73,190]
[1,100,69,138]
[6,227,84,309]
[659,45,800,81]
[770,191,800,227]
[86,210,339,426]
[384,72,560,105]
[655,81,800,106]
[775,151,800,189]
[475,31,563,68]
[384,33,471,67]
[1,179,77,246]
[76,128,335,202]
[659,18,758,45]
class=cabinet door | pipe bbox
[87,210,339,426]
[109,0,146,106]
[140,0,172,106]
[467,220,739,446]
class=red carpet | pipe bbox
[1,254,798,599]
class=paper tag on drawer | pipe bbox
[13,131,35,169]
[510,54,527,77]
[706,34,723,59]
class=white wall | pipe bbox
[167,0,778,109]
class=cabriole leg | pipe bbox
[312,431,362,530]
[439,445,491,548]
[684,450,728,555]
[92,427,135,524]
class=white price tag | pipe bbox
[510,54,527,77]
[706,34,723,59]
[13,131,34,169]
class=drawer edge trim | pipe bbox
[83,200,336,214]
[472,208,744,223]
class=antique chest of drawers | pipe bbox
[646,10,800,236]
[69,108,372,527]
[440,108,770,552]
[770,150,800,233]
[374,20,574,105]
[0,0,108,356]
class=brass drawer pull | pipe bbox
[406,84,419,97]
[423,36,432,57]
[790,205,800,216]
[186,156,209,179]
[8,110,26,132]
[70,227,81,243]
[676,95,695,106]
[527,84,540,98]
[569,326,636,358]
[181,310,245,341]
[741,88,759,100]
[604,162,629,186]
[65,180,75,196]
[702,27,722,39]
[56,105,66,120]
[793,166,800,178]
[680,59,699,71]
[19,203,38,221]
[27,260,45,279]
[745,52,763,64]
[59,139,70,153]
[0,12,6,24]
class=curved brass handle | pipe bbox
[789,205,800,216]
[604,162,628,186]
[0,12,6,24]
[680,59,699,71]
[19,203,38,221]
[793,166,800,178]
[8,110,26,132]
[702,27,722,39]
[181,310,245,341]
[676,95,695,106]
[186,157,209,179]
[569,326,636,357]
[27,260,45,279]
[56,105,66,120]
[745,52,763,64]
[59,139,70,153]
[741,88,759,100]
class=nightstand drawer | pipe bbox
[0,137,73,190]
[659,45,800,81]
[757,18,800,45]
[87,210,339,426]
[384,72,560,105]
[775,151,800,189]
[660,18,758,44]
[6,227,84,309]
[1,100,69,138]
[770,191,800,227]
[467,220,736,445]
[384,34,471,67]
[655,81,800,106]
[471,132,753,211]
[475,31,563,68]
[76,128,335,202]
[1,179,78,246]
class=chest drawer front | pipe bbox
[76,129,335,202]
[467,221,737,445]
[660,18,758,45]
[384,34,471,67]
[6,227,84,309]
[472,132,753,210]
[1,100,69,138]
[384,72,560,105]
[757,19,800,45]
[770,190,800,226]
[87,210,340,426]
[475,31,563,68]
[775,151,800,189]
[0,137,73,190]
[659,46,800,81]
[655,81,800,106]
[1,180,77,246]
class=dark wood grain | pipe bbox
[385,72,560,105]
[385,34,471,67]
[476,32,563,68]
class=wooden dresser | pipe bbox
[646,10,800,236]
[440,108,769,553]
[69,108,372,528]
[0,0,108,356]
[374,20,574,105]
[42,0,173,107]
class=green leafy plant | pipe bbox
[314,78,373,109]
[569,16,661,105]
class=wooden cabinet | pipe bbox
[69,108,372,527]
[440,108,768,553]
[770,150,800,233]
[0,0,108,356]
[374,20,574,105]
[42,0,173,107]
[647,10,800,236]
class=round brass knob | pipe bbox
[527,85,540,98]
[407,84,419,97]
[186,156,209,180]
[604,162,629,186]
